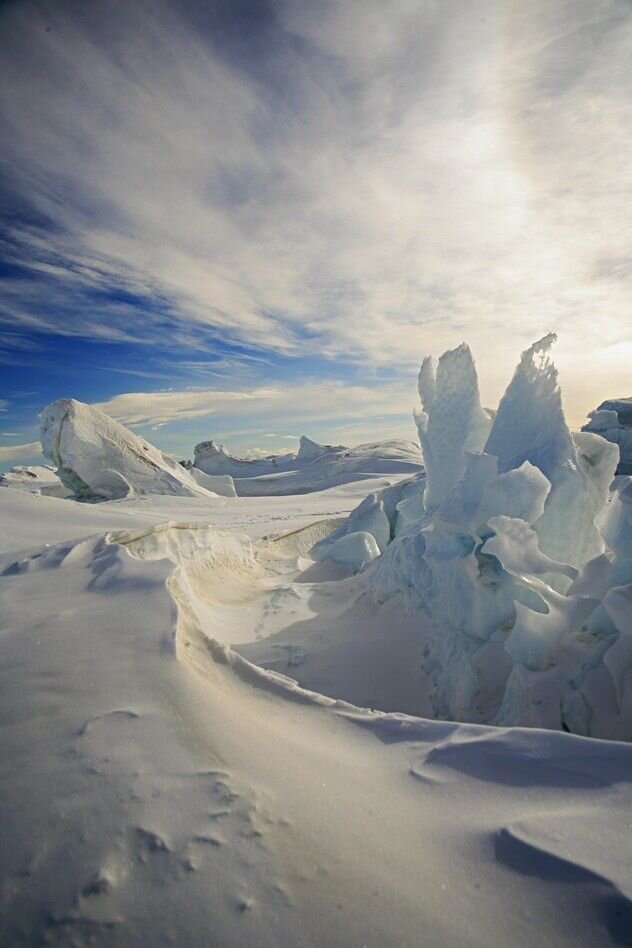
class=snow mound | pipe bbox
[193,439,296,477]
[295,434,345,461]
[188,467,237,497]
[0,464,69,497]
[193,435,423,496]
[363,335,629,739]
[583,396,632,475]
[40,398,220,500]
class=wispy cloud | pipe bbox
[94,387,281,426]
[0,441,42,462]
[95,379,416,433]
[0,0,630,429]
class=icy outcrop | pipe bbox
[187,467,237,497]
[194,436,423,496]
[582,397,632,475]
[312,472,426,560]
[40,399,218,500]
[193,440,295,478]
[0,465,70,498]
[415,343,492,512]
[322,531,381,569]
[362,336,629,739]
[296,435,345,461]
[485,334,618,574]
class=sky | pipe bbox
[0,0,631,470]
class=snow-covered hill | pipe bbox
[193,434,423,496]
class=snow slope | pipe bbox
[193,435,423,496]
[1,488,630,946]
[40,398,225,500]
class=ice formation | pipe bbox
[40,398,223,500]
[485,333,617,573]
[582,396,632,475]
[321,530,381,568]
[415,343,492,511]
[0,464,69,497]
[330,336,629,739]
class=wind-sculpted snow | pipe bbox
[583,396,632,475]
[325,336,630,739]
[193,435,423,496]
[40,398,226,500]
[2,510,631,946]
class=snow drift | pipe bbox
[315,335,631,740]
[40,398,231,501]
[193,435,423,496]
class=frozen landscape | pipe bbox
[2,1,632,944]
[1,336,631,947]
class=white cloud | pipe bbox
[0,0,631,420]
[95,379,417,433]
[94,387,281,427]
[0,441,42,462]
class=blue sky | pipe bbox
[1,0,631,470]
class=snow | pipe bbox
[313,335,629,739]
[0,464,69,497]
[1,484,631,946]
[40,398,218,500]
[319,529,381,568]
[485,333,618,572]
[583,396,632,474]
[2,341,632,945]
[415,342,492,511]
[188,467,237,497]
[193,434,423,496]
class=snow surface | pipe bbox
[193,435,423,496]
[2,340,632,945]
[40,398,221,500]
[1,483,631,946]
